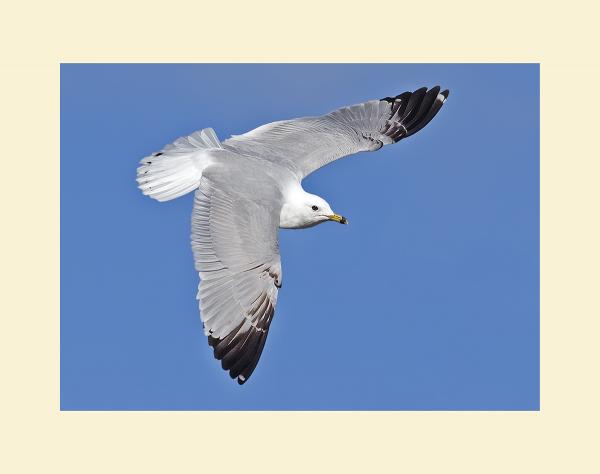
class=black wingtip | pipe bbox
[381,87,448,103]
[379,86,449,142]
[206,317,272,386]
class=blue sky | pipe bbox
[61,64,539,410]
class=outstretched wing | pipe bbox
[191,173,282,385]
[222,86,449,180]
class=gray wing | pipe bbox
[222,86,449,180]
[192,173,282,385]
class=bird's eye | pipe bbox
[312,205,319,211]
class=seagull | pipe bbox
[137,86,449,384]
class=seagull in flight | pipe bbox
[137,86,449,384]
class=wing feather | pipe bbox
[222,87,449,179]
[192,175,282,384]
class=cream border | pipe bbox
[2,0,599,472]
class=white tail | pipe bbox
[136,128,221,202]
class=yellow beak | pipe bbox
[328,214,348,225]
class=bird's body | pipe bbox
[137,86,449,384]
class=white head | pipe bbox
[279,191,348,229]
